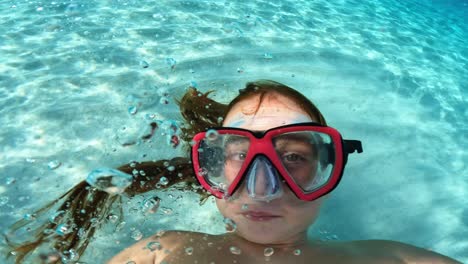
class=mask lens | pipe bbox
[197,133,251,191]
[272,131,335,192]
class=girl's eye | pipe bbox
[227,152,247,161]
[282,153,306,163]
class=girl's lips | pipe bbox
[241,211,281,221]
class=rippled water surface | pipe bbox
[0,0,467,263]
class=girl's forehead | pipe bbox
[223,93,315,130]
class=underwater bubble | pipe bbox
[159,97,169,105]
[86,168,133,195]
[140,60,149,68]
[43,229,54,235]
[237,67,244,73]
[217,117,224,123]
[77,228,85,238]
[116,221,126,231]
[49,210,65,224]
[139,170,146,176]
[189,69,195,73]
[241,204,249,211]
[90,217,100,227]
[185,247,193,255]
[132,169,139,176]
[147,241,162,251]
[55,224,71,236]
[36,7,44,11]
[165,58,177,69]
[159,177,169,186]
[128,106,138,115]
[263,53,273,59]
[61,249,79,263]
[223,218,237,233]
[264,247,274,257]
[6,177,16,185]
[293,249,301,256]
[163,161,170,167]
[48,160,61,170]
[205,129,219,141]
[142,196,161,214]
[167,166,175,171]
[126,261,136,264]
[0,196,9,206]
[198,167,208,176]
[229,246,242,255]
[161,207,173,215]
[23,213,35,221]
[131,229,143,241]
[25,158,36,163]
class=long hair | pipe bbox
[4,80,326,263]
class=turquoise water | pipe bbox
[0,0,467,263]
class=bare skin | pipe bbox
[108,231,461,264]
[108,92,461,264]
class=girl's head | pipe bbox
[214,80,329,245]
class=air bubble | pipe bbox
[159,97,169,105]
[116,221,126,231]
[263,53,273,59]
[223,218,237,233]
[229,246,241,255]
[140,60,149,68]
[185,247,193,255]
[159,177,169,186]
[241,204,249,211]
[6,177,16,185]
[128,106,138,115]
[165,58,177,69]
[264,247,274,257]
[198,168,208,176]
[55,224,71,236]
[142,196,161,214]
[61,249,79,262]
[86,168,133,195]
[161,207,173,215]
[167,166,175,171]
[293,249,301,255]
[126,261,136,264]
[147,241,162,251]
[49,211,65,224]
[205,129,219,141]
[23,213,35,220]
[48,160,61,170]
[131,229,143,241]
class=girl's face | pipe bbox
[217,92,327,245]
